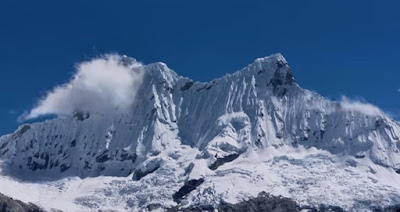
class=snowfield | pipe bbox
[1,53,400,211]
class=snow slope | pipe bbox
[1,53,400,211]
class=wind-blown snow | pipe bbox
[1,53,400,211]
[339,96,383,116]
[24,55,143,120]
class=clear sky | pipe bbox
[0,1,399,135]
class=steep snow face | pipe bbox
[1,53,400,211]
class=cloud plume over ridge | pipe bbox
[24,54,143,120]
[339,96,383,116]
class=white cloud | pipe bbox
[24,54,143,120]
[339,96,383,116]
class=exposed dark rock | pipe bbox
[165,86,174,93]
[1,149,9,155]
[70,140,76,147]
[172,178,204,203]
[258,69,266,74]
[27,154,50,171]
[83,161,92,170]
[96,151,111,163]
[197,82,216,92]
[150,150,160,156]
[119,152,136,163]
[196,85,207,92]
[267,63,294,97]
[276,60,285,68]
[132,164,161,181]
[57,146,63,155]
[320,130,325,140]
[167,206,212,212]
[11,125,31,140]
[60,164,70,172]
[29,140,34,149]
[180,81,194,91]
[299,204,345,212]
[384,204,400,212]
[209,153,241,170]
[318,205,345,212]
[217,192,299,212]
[73,111,90,121]
[147,203,162,211]
[165,191,400,212]
[345,159,357,167]
[184,163,195,175]
[0,192,44,212]
[0,142,8,150]
[354,154,365,159]
[168,192,298,212]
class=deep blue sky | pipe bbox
[0,1,399,135]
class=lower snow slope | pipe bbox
[1,146,400,211]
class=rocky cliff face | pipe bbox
[0,54,400,211]
[0,193,44,212]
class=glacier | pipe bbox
[0,53,400,211]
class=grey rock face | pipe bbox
[167,192,299,212]
[173,178,205,203]
[217,192,299,212]
[0,193,44,212]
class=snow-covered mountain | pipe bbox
[1,53,400,211]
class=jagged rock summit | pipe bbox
[1,53,400,211]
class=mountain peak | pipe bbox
[254,53,287,64]
[119,55,142,68]
[229,53,292,78]
[2,53,400,211]
[252,53,290,74]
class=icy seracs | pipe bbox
[1,53,400,211]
